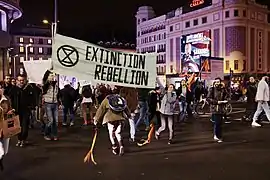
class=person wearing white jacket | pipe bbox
[252,76,270,127]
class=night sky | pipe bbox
[13,0,270,43]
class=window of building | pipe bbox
[137,31,140,37]
[29,38,33,43]
[29,47,34,53]
[142,18,146,22]
[170,65,173,73]
[19,46,24,53]
[48,39,52,44]
[169,26,173,32]
[19,37,23,43]
[156,67,158,73]
[29,57,34,61]
[19,68,24,75]
[243,10,246,17]
[9,68,11,75]
[243,60,246,71]
[185,21,190,28]
[39,47,43,54]
[161,66,164,73]
[20,56,24,63]
[225,11,230,18]
[39,39,43,44]
[202,17,207,24]
[234,60,239,70]
[193,19,198,26]
[164,33,166,39]
[226,60,229,70]
[234,9,239,17]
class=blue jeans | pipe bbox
[212,114,222,139]
[179,100,187,122]
[63,106,75,124]
[44,103,58,138]
[135,101,149,129]
[30,109,37,126]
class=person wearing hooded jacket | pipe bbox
[59,81,77,126]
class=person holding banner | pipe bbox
[93,94,131,156]
[42,71,61,141]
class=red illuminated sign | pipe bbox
[190,0,205,7]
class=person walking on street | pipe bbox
[60,81,77,126]
[9,75,35,147]
[251,76,270,127]
[243,77,257,121]
[155,84,177,144]
[42,71,61,141]
[207,78,229,143]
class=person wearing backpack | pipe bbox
[81,84,93,125]
[94,94,131,156]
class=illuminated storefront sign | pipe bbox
[181,30,211,73]
[190,0,205,7]
[182,0,212,14]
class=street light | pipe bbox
[13,54,18,77]
[42,19,57,42]
[20,44,32,61]
[42,19,49,24]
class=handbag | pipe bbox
[2,115,21,138]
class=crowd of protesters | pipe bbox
[1,72,270,167]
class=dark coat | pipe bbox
[246,82,257,104]
[9,84,35,114]
[207,84,229,114]
[60,85,77,107]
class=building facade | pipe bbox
[0,0,22,79]
[136,0,270,83]
[10,26,52,77]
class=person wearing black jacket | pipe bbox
[243,77,257,121]
[3,75,12,97]
[81,84,93,125]
[148,87,161,127]
[9,75,35,147]
[60,82,77,126]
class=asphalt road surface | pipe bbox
[1,103,270,180]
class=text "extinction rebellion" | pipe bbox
[86,46,149,86]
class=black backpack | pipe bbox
[82,85,92,98]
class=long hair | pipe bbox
[119,87,138,112]
[42,70,57,95]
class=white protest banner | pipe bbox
[79,80,91,86]
[23,60,52,84]
[52,34,157,88]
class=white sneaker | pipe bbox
[251,121,261,127]
[214,136,223,143]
